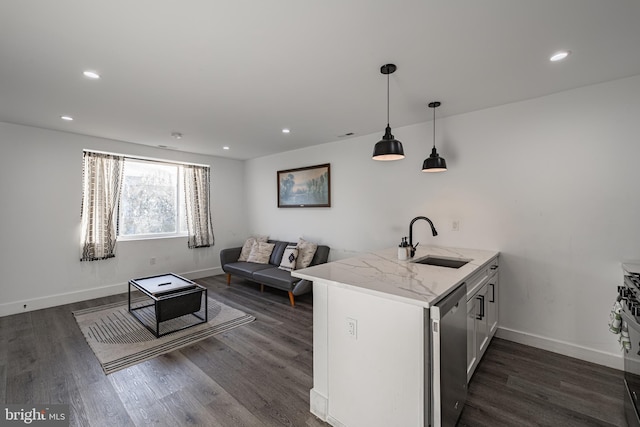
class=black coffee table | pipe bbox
[128,273,208,338]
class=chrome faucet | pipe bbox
[409,216,438,258]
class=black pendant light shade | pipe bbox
[422,147,447,171]
[422,101,447,172]
[373,64,405,161]
[373,125,404,160]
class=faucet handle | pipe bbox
[410,242,419,258]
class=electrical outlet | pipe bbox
[347,317,358,339]
[452,220,460,232]
[150,257,156,265]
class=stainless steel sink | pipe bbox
[411,255,471,269]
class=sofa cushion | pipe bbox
[267,241,288,266]
[238,235,269,261]
[223,261,273,277]
[247,241,275,264]
[310,245,330,267]
[296,238,318,269]
[253,267,299,291]
[278,245,298,271]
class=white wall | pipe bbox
[0,122,248,316]
[245,74,640,368]
[3,75,638,367]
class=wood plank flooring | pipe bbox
[458,337,626,426]
[0,274,627,426]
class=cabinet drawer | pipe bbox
[466,256,498,301]
[466,268,488,301]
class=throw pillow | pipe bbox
[238,235,269,261]
[278,245,299,271]
[247,241,275,264]
[296,238,318,269]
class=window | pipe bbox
[118,159,187,239]
[80,150,214,260]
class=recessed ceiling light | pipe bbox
[83,70,101,79]
[282,128,290,134]
[550,50,570,62]
[60,115,74,121]
[223,146,230,150]
[171,132,182,139]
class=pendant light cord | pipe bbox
[432,105,436,149]
[386,72,390,126]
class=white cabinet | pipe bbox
[477,283,491,355]
[466,294,478,379]
[467,283,489,381]
[487,265,499,338]
[466,257,499,382]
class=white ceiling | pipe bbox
[1,1,639,160]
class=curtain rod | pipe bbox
[83,149,210,168]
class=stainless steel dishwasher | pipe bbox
[430,282,468,427]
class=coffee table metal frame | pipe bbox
[128,273,208,338]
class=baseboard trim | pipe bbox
[0,282,129,317]
[310,388,328,422]
[0,266,224,317]
[181,267,223,280]
[326,415,347,427]
[496,326,623,370]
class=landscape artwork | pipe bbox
[277,163,330,208]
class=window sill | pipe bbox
[117,234,188,242]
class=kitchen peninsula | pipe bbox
[293,245,499,427]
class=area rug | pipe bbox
[73,296,255,374]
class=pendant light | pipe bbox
[422,101,447,172]
[373,64,405,161]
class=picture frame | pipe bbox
[277,163,331,208]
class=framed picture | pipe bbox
[277,163,331,208]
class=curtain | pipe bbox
[184,165,214,248]
[80,152,124,261]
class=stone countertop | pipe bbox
[292,245,499,308]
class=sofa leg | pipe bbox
[226,273,231,285]
[288,291,295,307]
[260,284,264,292]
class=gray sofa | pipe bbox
[220,240,330,306]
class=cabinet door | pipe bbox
[487,272,499,338]
[466,296,478,382]
[476,284,490,357]
[467,257,499,383]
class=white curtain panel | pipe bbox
[183,165,214,248]
[80,151,125,261]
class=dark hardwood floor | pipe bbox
[0,274,627,426]
[459,337,626,427]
